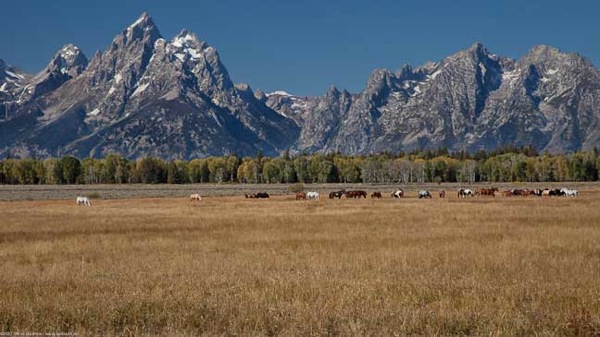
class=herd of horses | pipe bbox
[74,186,579,206]
[457,187,579,197]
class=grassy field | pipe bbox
[1,187,600,335]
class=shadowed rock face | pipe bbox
[1,15,599,159]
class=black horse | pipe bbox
[329,190,346,199]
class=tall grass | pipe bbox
[1,193,599,334]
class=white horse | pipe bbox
[418,190,432,199]
[190,193,202,201]
[560,188,578,197]
[76,196,91,206]
[306,191,320,200]
[391,189,404,198]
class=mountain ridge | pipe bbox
[1,13,599,159]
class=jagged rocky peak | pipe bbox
[109,12,162,52]
[468,42,488,56]
[524,44,593,69]
[325,85,340,97]
[166,29,211,64]
[22,44,89,100]
[49,44,88,77]
[395,64,414,81]
[365,68,398,97]
[0,59,27,82]
[0,60,30,97]
[125,11,159,38]
[172,29,208,50]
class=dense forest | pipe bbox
[1,146,599,185]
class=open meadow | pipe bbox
[1,185,600,335]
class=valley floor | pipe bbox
[1,187,599,334]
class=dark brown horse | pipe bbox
[371,191,382,199]
[296,192,306,200]
[346,190,367,198]
[246,192,269,198]
[439,190,446,198]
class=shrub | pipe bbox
[288,183,304,193]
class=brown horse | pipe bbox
[439,190,446,198]
[479,187,498,197]
[346,190,367,198]
[371,192,382,199]
[296,192,306,200]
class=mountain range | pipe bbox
[1,12,599,159]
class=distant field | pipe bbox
[1,186,599,334]
[1,181,600,200]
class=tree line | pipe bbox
[0,148,599,185]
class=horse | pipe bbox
[306,191,320,200]
[190,193,202,201]
[329,190,345,199]
[458,188,474,197]
[255,192,270,198]
[371,192,382,199]
[530,189,544,197]
[418,190,432,199]
[76,196,91,206]
[548,189,564,196]
[439,190,446,198]
[345,190,367,198]
[479,187,498,197]
[391,190,404,198]
[512,189,530,197]
[296,192,307,200]
[560,188,578,197]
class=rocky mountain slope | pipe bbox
[266,43,600,154]
[0,13,298,159]
[1,13,599,159]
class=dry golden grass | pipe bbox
[1,191,600,335]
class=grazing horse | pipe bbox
[371,192,382,199]
[458,188,474,197]
[190,193,202,201]
[245,192,269,198]
[76,196,91,206]
[560,188,578,197]
[391,190,404,198]
[306,191,320,200]
[512,189,530,197]
[479,187,498,197]
[418,190,432,199]
[296,192,307,200]
[439,190,446,198]
[529,189,543,197]
[329,190,346,199]
[345,190,367,198]
[548,189,565,196]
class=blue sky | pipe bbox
[2,0,598,96]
